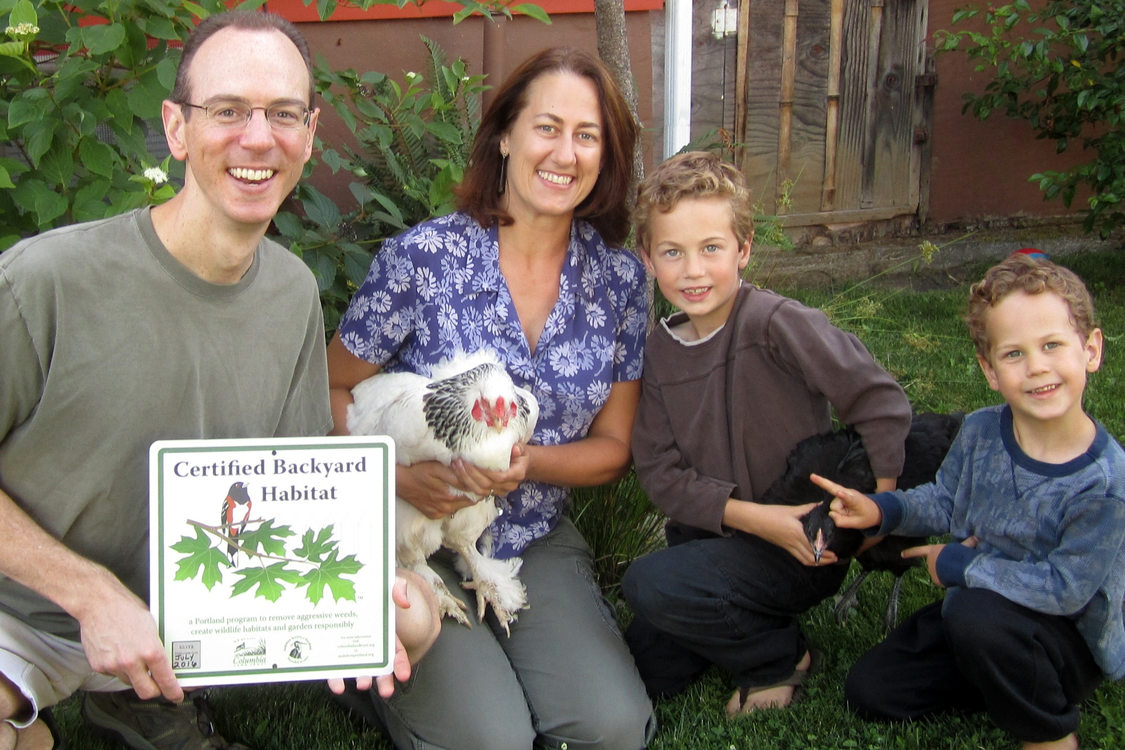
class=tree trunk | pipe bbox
[594,0,645,202]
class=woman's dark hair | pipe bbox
[454,47,638,245]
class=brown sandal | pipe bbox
[726,649,823,717]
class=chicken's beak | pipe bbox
[491,397,510,430]
[812,529,825,564]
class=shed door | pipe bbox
[736,0,933,226]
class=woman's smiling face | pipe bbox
[498,71,604,224]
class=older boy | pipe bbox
[623,151,912,716]
[815,252,1125,750]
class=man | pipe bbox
[0,11,435,749]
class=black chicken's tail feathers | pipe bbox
[899,411,965,490]
[762,427,876,506]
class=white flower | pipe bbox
[6,23,39,39]
[143,167,168,185]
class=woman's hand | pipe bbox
[397,462,478,519]
[398,444,531,519]
[451,444,531,498]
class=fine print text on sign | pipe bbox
[149,436,395,687]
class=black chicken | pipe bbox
[762,411,964,630]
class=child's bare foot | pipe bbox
[726,650,814,717]
[1021,734,1078,750]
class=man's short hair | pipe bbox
[170,11,315,108]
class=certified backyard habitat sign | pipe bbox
[149,437,395,687]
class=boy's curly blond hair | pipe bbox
[633,151,754,253]
[966,253,1098,359]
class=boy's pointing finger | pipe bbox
[809,472,844,496]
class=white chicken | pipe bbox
[347,350,539,634]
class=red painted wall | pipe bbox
[925,0,1089,225]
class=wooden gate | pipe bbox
[734,0,934,226]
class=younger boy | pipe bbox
[622,151,912,716]
[814,252,1125,750]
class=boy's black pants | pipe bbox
[622,524,847,696]
[846,587,1103,742]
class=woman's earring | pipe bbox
[498,153,508,195]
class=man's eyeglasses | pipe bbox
[180,99,311,130]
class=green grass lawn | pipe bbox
[50,247,1125,748]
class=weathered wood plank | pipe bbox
[835,0,875,209]
[785,0,831,216]
[739,0,926,225]
[821,0,844,210]
[740,0,785,208]
[866,0,926,210]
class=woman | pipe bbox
[327,48,655,750]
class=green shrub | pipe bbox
[937,1,1125,237]
[0,0,216,249]
[273,38,487,333]
[0,0,539,262]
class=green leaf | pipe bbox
[79,138,117,178]
[369,190,405,228]
[7,87,50,129]
[141,16,179,41]
[0,164,13,189]
[125,69,168,120]
[320,148,348,174]
[300,186,341,228]
[72,178,113,222]
[0,41,36,73]
[230,562,303,602]
[293,525,339,564]
[297,550,362,604]
[156,54,179,92]
[424,120,463,144]
[39,142,75,189]
[230,0,270,11]
[114,18,148,68]
[23,120,57,167]
[271,210,303,238]
[180,1,211,19]
[307,250,339,292]
[512,3,551,24]
[171,527,230,590]
[316,0,337,22]
[82,23,127,56]
[54,56,102,104]
[9,0,36,27]
[235,518,296,559]
[343,245,372,286]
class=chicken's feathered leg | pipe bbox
[456,551,526,636]
[396,545,473,629]
[444,498,527,636]
[396,499,473,628]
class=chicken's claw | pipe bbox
[437,589,473,628]
[462,578,520,636]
